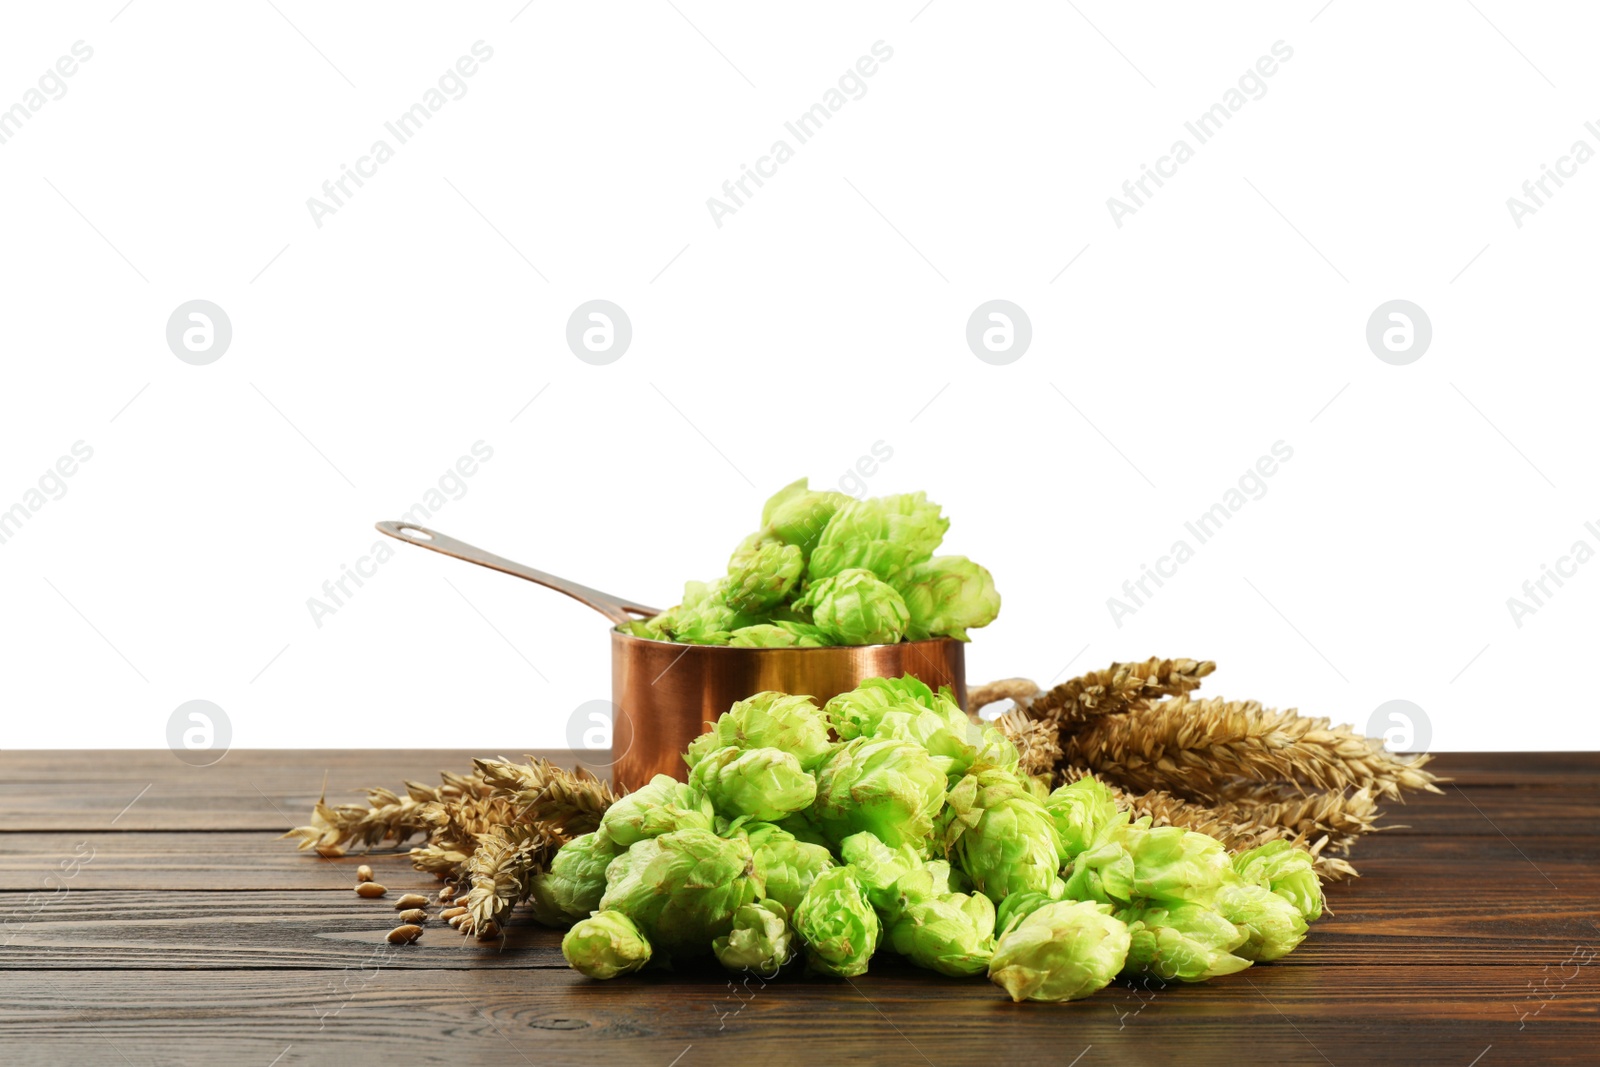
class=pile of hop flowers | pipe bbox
[622,479,1000,647]
[545,677,1323,1002]
[988,658,1441,880]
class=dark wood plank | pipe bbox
[0,964,1590,1067]
[0,749,605,832]
[3,749,1596,1066]
[2,842,1595,970]
[2,829,1593,891]
[1398,750,1600,785]
[3,750,1592,833]
[3,749,1594,788]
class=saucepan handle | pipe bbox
[375,520,659,626]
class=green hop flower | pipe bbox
[890,857,969,904]
[890,555,1001,641]
[1062,833,1137,906]
[840,831,923,913]
[561,910,653,980]
[760,478,851,559]
[726,821,835,916]
[993,886,1066,938]
[888,888,996,977]
[823,675,938,740]
[686,691,834,773]
[1120,902,1252,982]
[658,579,773,645]
[713,899,794,975]
[1120,824,1237,906]
[618,618,666,640]
[774,809,835,849]
[971,724,1024,777]
[806,493,949,582]
[1233,840,1324,921]
[725,538,805,614]
[1044,776,1121,863]
[988,900,1132,1002]
[881,860,997,977]
[792,866,880,977]
[1066,820,1236,908]
[941,767,1064,902]
[822,678,936,735]
[794,569,910,646]
[824,676,1006,779]
[598,774,716,848]
[734,820,793,848]
[1215,883,1308,962]
[811,737,947,852]
[773,620,832,644]
[689,745,817,823]
[598,828,762,958]
[727,623,826,648]
[528,831,619,927]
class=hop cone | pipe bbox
[727,623,825,648]
[885,865,997,977]
[598,828,763,959]
[840,831,923,913]
[527,831,618,927]
[760,478,850,559]
[1066,820,1235,909]
[806,493,948,582]
[1044,775,1121,863]
[774,809,835,849]
[687,691,834,772]
[744,824,835,915]
[1120,902,1252,982]
[562,910,652,980]
[811,737,947,852]
[597,774,716,848]
[690,745,817,823]
[1061,833,1136,906]
[826,676,1014,781]
[891,555,1000,641]
[994,888,1065,939]
[792,866,880,977]
[1233,840,1324,921]
[794,568,910,646]
[725,538,804,613]
[665,580,749,645]
[941,767,1064,903]
[824,675,948,739]
[713,899,794,974]
[1215,883,1307,961]
[988,900,1131,1002]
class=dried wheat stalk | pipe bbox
[473,756,617,837]
[1062,768,1377,880]
[1062,695,1440,802]
[995,657,1442,880]
[462,825,563,939]
[282,782,440,854]
[1027,657,1215,729]
[996,708,1063,777]
[285,758,614,893]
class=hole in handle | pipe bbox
[398,526,434,541]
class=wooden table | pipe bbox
[2,751,1595,1066]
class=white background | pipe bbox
[1,2,1594,754]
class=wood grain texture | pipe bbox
[3,828,1591,891]
[1,750,1596,1067]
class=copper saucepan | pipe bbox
[376,521,967,792]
